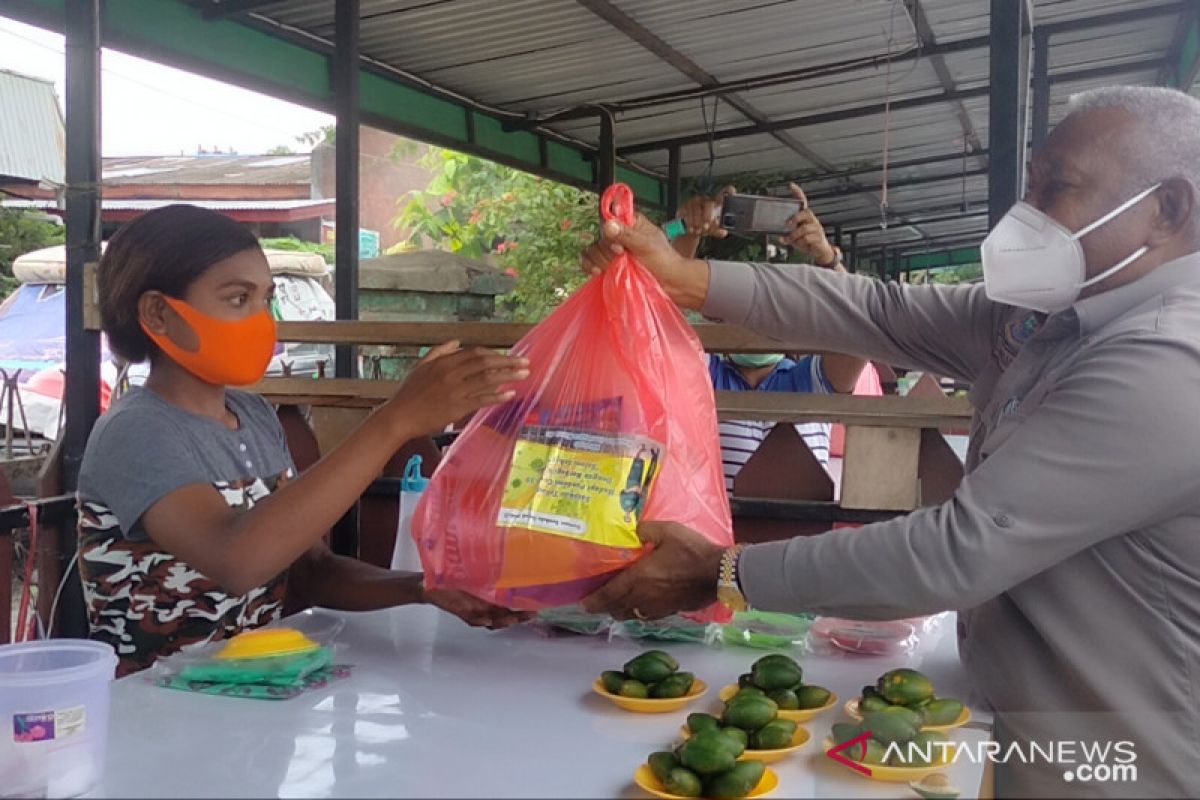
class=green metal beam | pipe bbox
[5,0,667,206]
[1165,8,1200,90]
[898,247,982,271]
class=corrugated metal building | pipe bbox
[0,69,64,187]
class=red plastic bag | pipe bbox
[414,183,733,615]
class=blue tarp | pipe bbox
[0,283,113,382]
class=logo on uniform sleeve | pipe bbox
[994,312,1042,368]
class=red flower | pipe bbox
[504,267,519,277]
[439,191,457,208]
[560,219,573,231]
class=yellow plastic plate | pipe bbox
[719,684,839,723]
[679,725,811,764]
[215,628,320,660]
[843,699,972,732]
[593,678,708,713]
[821,737,954,783]
[634,764,779,799]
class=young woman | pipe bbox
[78,204,530,676]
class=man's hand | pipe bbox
[679,185,735,239]
[423,587,534,630]
[779,183,839,269]
[581,521,727,620]
[580,214,711,310]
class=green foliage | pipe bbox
[266,144,296,155]
[910,264,982,285]
[394,148,599,321]
[297,124,336,148]
[0,207,64,299]
[258,236,334,264]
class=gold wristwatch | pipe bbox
[717,545,748,612]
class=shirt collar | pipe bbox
[1073,250,1200,337]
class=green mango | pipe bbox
[705,761,766,799]
[877,668,934,705]
[687,712,721,735]
[923,698,965,727]
[663,767,703,798]
[600,670,625,694]
[766,688,800,710]
[722,696,778,731]
[625,653,675,684]
[795,685,832,709]
[648,751,680,783]
[678,731,738,776]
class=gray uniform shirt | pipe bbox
[706,255,1200,798]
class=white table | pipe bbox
[98,607,991,798]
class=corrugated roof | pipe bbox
[8,0,1189,264]
[101,154,311,185]
[228,0,1181,262]
[2,197,332,212]
[0,69,64,186]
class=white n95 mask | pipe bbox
[982,183,1160,313]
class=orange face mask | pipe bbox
[141,295,277,386]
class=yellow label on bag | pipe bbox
[498,427,661,548]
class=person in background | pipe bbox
[79,205,531,676]
[671,184,864,491]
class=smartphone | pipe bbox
[719,194,805,235]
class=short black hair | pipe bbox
[97,204,261,362]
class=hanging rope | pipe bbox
[878,0,901,226]
[961,135,970,212]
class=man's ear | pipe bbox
[1147,177,1195,246]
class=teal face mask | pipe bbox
[729,353,785,369]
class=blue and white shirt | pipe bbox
[709,354,834,494]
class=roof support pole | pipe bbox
[61,0,102,638]
[330,0,362,559]
[666,144,682,218]
[1031,30,1051,152]
[847,231,858,274]
[988,0,1033,229]
[333,0,360,380]
[597,107,615,196]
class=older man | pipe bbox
[580,86,1200,798]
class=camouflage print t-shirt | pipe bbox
[77,387,296,677]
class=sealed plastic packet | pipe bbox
[149,625,350,700]
[414,183,734,615]
[808,612,950,656]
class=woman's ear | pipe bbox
[137,291,170,337]
[1147,177,1195,246]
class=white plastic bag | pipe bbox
[391,455,428,572]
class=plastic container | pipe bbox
[391,454,429,572]
[0,639,118,798]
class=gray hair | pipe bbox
[1065,86,1200,197]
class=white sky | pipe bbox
[0,16,333,156]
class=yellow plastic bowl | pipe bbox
[634,764,779,799]
[593,678,708,713]
[719,684,839,723]
[679,725,811,764]
[843,699,972,732]
[216,628,320,660]
[821,736,954,783]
